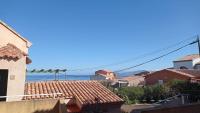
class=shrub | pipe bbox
[115,80,200,104]
[117,87,144,104]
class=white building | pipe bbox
[173,54,200,69]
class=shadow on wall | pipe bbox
[33,111,54,113]
[0,57,19,62]
[0,99,62,113]
[33,102,60,113]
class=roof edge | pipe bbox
[146,69,195,78]
[165,69,195,78]
[0,20,32,48]
[173,60,193,62]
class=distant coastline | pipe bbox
[26,71,143,81]
[26,74,91,81]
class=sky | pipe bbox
[1,0,200,74]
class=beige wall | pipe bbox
[0,22,31,101]
[0,23,30,54]
[0,99,60,113]
[0,57,27,101]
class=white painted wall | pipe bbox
[173,58,200,69]
[173,61,193,69]
[194,65,200,69]
[192,58,200,66]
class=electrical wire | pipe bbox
[114,40,198,73]
[68,35,198,72]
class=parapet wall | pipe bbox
[0,99,60,113]
[141,103,200,113]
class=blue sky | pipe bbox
[1,0,200,74]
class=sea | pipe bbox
[26,74,91,81]
[26,70,142,81]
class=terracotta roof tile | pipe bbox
[172,69,200,78]
[147,69,200,79]
[24,81,124,106]
[174,54,200,62]
[0,43,27,59]
[0,43,32,64]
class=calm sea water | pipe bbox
[26,74,91,81]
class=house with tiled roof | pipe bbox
[0,20,32,101]
[91,70,117,80]
[23,80,124,113]
[173,54,200,69]
[145,69,200,85]
[0,21,124,113]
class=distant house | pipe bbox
[91,70,116,80]
[173,54,200,69]
[134,71,150,76]
[0,21,32,101]
[24,81,124,113]
[121,75,145,86]
[145,69,200,85]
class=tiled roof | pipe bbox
[145,69,200,79]
[174,54,200,62]
[24,81,124,106]
[172,69,200,78]
[0,43,27,59]
[151,69,200,78]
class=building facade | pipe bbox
[173,54,200,69]
[145,69,200,85]
[0,21,31,101]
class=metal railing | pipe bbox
[153,94,181,105]
[0,93,63,99]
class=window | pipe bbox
[158,80,163,85]
[180,66,188,69]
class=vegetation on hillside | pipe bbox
[104,80,200,104]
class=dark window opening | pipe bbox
[180,66,188,69]
[0,69,8,101]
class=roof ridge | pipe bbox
[166,69,195,78]
[24,80,124,105]
[174,54,200,62]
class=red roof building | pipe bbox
[145,69,200,85]
[173,54,200,69]
[91,70,116,80]
[24,81,124,112]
